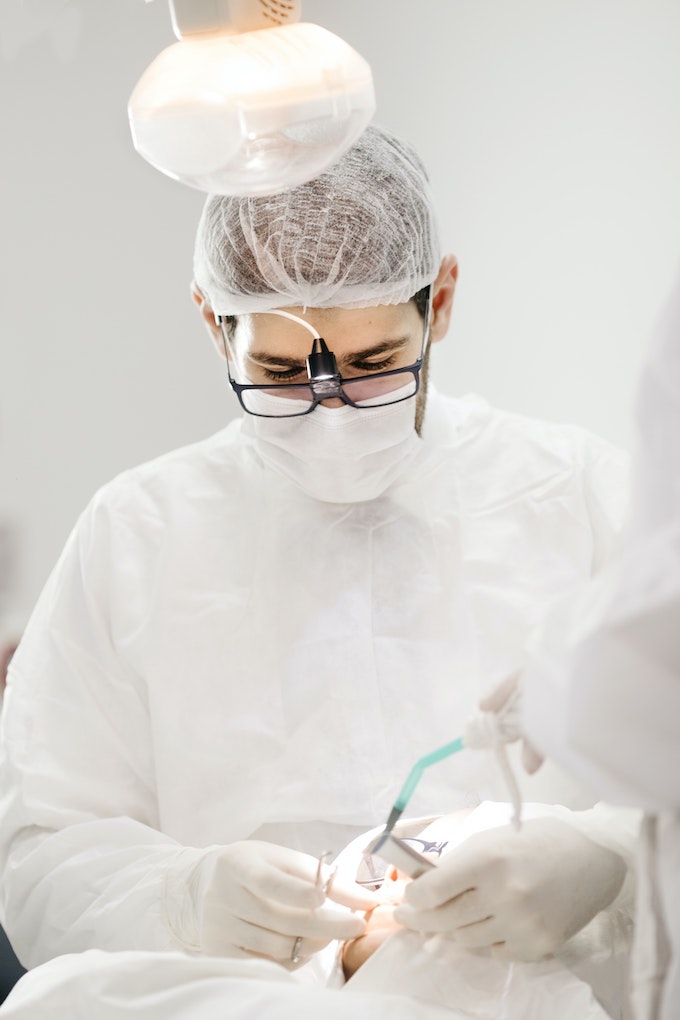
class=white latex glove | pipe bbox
[477,672,544,774]
[394,817,627,961]
[200,840,377,964]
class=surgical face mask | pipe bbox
[241,383,421,503]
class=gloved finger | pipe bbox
[393,903,457,933]
[394,901,492,936]
[224,844,324,910]
[232,887,368,941]
[394,905,507,950]
[285,905,367,942]
[281,935,333,968]
[324,868,382,912]
[447,916,506,949]
[394,888,490,933]
[479,671,519,713]
[401,845,480,910]
[225,917,334,961]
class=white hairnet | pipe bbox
[193,124,441,314]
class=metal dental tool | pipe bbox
[374,685,526,856]
[375,735,466,854]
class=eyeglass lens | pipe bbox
[239,370,417,415]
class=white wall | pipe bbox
[1,0,679,621]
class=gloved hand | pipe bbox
[394,817,627,961]
[474,672,545,774]
[199,840,378,964]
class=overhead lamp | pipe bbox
[128,0,376,196]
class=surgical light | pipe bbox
[128,0,376,196]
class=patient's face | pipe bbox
[343,810,476,980]
[341,866,414,979]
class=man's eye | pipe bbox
[262,367,305,381]
[352,357,397,373]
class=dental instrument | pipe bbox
[364,832,438,880]
[377,688,525,848]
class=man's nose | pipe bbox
[319,397,345,408]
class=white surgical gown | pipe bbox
[523,274,680,1020]
[0,389,629,968]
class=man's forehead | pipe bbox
[241,300,420,343]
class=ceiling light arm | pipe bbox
[168,0,301,39]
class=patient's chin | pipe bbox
[342,901,405,979]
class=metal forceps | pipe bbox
[291,851,337,964]
[315,849,337,896]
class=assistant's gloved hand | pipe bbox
[476,671,544,774]
[199,840,378,964]
[394,817,627,961]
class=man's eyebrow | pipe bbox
[249,336,412,367]
[249,352,306,367]
[346,337,411,360]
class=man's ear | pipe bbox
[429,255,458,344]
[191,281,226,359]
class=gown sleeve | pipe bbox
[0,483,198,967]
[522,271,680,812]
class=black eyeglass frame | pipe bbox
[218,286,432,419]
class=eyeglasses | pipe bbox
[355,836,449,889]
[219,287,432,419]
[399,837,449,856]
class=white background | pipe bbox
[1,0,679,621]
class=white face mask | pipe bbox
[241,383,421,502]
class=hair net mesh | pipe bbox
[193,124,441,313]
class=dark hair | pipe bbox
[412,285,431,320]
